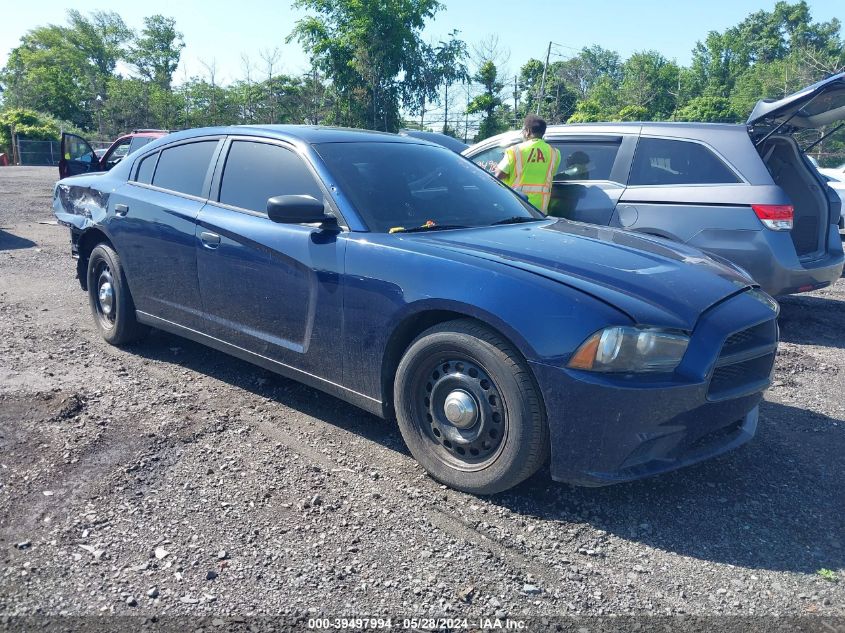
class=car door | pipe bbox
[195,137,346,382]
[106,137,223,328]
[545,135,635,225]
[59,132,99,179]
[99,136,132,172]
[617,136,746,242]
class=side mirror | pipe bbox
[267,195,333,225]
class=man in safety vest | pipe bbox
[494,114,561,213]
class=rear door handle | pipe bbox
[114,203,129,217]
[200,231,221,249]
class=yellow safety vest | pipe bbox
[503,138,561,212]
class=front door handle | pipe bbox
[200,231,221,249]
[114,203,129,217]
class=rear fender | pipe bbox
[53,181,110,231]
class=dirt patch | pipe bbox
[0,167,843,618]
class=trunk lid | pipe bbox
[747,72,845,139]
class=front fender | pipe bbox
[342,235,632,401]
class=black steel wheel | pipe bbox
[86,243,147,345]
[395,319,548,494]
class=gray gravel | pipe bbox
[1,166,844,619]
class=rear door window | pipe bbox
[134,152,158,184]
[629,137,740,185]
[218,140,323,213]
[152,140,219,197]
[551,140,621,181]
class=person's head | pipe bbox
[522,114,547,139]
[566,151,590,169]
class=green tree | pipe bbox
[291,0,442,132]
[559,45,622,100]
[0,11,130,129]
[675,96,741,122]
[519,59,578,123]
[0,107,84,155]
[128,15,185,91]
[567,76,619,123]
[403,32,468,130]
[618,51,680,120]
[466,60,507,141]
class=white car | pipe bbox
[820,166,845,180]
[821,171,845,232]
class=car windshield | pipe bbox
[314,141,543,233]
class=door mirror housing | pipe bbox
[267,195,333,225]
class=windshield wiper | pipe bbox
[490,216,545,226]
[390,223,469,234]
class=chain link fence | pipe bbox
[13,138,111,166]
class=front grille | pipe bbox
[707,319,778,400]
[722,320,778,355]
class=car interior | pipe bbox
[759,135,830,259]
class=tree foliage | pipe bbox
[289,0,448,131]
[1,2,843,161]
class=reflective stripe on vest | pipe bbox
[507,139,560,212]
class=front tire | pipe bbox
[87,243,147,345]
[394,319,548,495]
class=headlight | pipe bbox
[568,326,689,373]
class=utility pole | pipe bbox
[536,41,553,115]
[10,124,17,166]
[514,75,519,126]
[444,82,449,135]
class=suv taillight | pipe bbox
[752,204,793,231]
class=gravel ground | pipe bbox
[1,167,844,624]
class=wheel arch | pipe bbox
[379,305,541,419]
[75,227,114,291]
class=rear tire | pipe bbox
[394,319,548,494]
[86,243,147,345]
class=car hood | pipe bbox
[408,220,754,330]
[747,72,845,133]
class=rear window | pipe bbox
[152,141,218,197]
[551,140,621,181]
[218,141,323,213]
[629,138,740,186]
[134,152,158,184]
[128,136,155,154]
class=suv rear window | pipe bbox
[152,141,218,197]
[629,138,740,186]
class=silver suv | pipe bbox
[464,73,845,296]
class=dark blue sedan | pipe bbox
[53,125,779,494]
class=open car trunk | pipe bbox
[758,135,830,260]
[748,72,845,261]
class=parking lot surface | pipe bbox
[1,167,843,619]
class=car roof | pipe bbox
[398,129,469,152]
[160,124,434,147]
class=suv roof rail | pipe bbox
[132,129,169,134]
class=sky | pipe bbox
[1,0,843,85]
